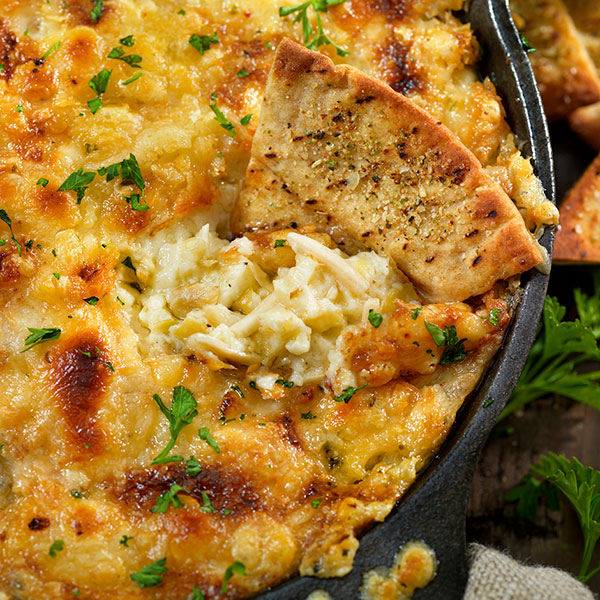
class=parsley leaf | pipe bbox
[274,239,286,248]
[58,168,96,204]
[152,386,198,465]
[574,272,600,339]
[0,209,21,256]
[120,534,134,547]
[424,322,467,365]
[98,153,145,196]
[192,587,205,600]
[121,71,143,86]
[531,453,600,582]
[280,0,349,56]
[88,68,112,95]
[410,306,422,320]
[49,540,65,558]
[108,46,142,68]
[301,411,316,419]
[222,561,246,594]
[487,308,501,327]
[87,96,103,114]
[311,498,322,508]
[505,472,559,522]
[41,41,62,60]
[189,32,219,55]
[36,177,49,187]
[500,296,600,422]
[90,0,103,23]
[333,383,367,403]
[121,256,136,272]
[151,483,189,513]
[185,455,202,477]
[275,378,294,388]
[83,296,99,305]
[124,193,149,211]
[240,114,252,126]
[22,327,61,352]
[209,93,235,138]
[130,557,168,588]
[198,427,220,453]
[519,33,536,53]
[237,68,249,77]
[231,384,244,398]
[198,491,215,513]
[120,35,135,47]
[368,309,382,328]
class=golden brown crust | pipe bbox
[233,39,542,303]
[554,153,600,262]
[569,102,600,152]
[511,0,600,120]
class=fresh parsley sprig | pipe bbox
[0,209,21,256]
[209,93,236,138]
[424,322,467,365]
[279,0,349,56]
[499,296,600,422]
[22,327,61,352]
[130,557,168,588]
[189,33,219,55]
[152,386,198,465]
[58,168,96,204]
[88,68,112,114]
[513,454,600,583]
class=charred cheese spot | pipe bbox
[376,38,423,95]
[9,62,57,103]
[0,249,20,286]
[116,463,263,516]
[69,257,116,299]
[47,333,110,452]
[0,19,18,81]
[27,517,50,530]
[64,0,111,26]
[34,186,73,218]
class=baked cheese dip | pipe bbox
[0,1,557,599]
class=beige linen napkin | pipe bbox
[465,544,595,599]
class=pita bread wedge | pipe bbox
[569,102,600,152]
[554,153,600,262]
[510,0,600,120]
[232,39,543,304]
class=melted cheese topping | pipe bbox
[0,1,553,598]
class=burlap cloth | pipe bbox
[465,544,595,599]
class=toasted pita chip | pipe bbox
[554,153,600,262]
[510,0,600,120]
[232,39,543,303]
[569,102,600,152]
[563,0,600,65]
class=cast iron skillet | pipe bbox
[257,0,555,597]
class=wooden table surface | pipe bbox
[466,124,600,593]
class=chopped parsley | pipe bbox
[410,306,422,320]
[333,383,367,403]
[36,177,49,187]
[57,168,96,204]
[231,384,244,398]
[198,427,220,453]
[209,93,235,137]
[249,380,258,390]
[368,309,382,328]
[41,40,62,60]
[301,411,316,419]
[185,455,202,477]
[236,68,249,77]
[88,68,112,113]
[221,561,246,594]
[83,296,99,306]
[124,193,149,211]
[240,114,252,126]
[0,209,21,256]
[71,490,83,498]
[483,397,494,408]
[52,272,60,280]
[424,322,467,365]
[120,534,134,547]
[178,9,186,15]
[198,491,215,513]
[121,71,143,86]
[151,483,189,513]
[152,386,198,465]
[121,256,136,272]
[274,239,286,248]
[279,0,349,56]
[191,587,205,600]
[22,327,61,352]
[275,378,294,388]
[49,540,64,558]
[311,498,322,508]
[120,35,135,47]
[98,153,145,196]
[189,32,219,55]
[90,0,103,23]
[519,34,536,53]
[130,557,167,588]
[108,46,142,68]
[16,104,23,112]
[488,308,501,327]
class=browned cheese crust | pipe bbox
[554,153,600,262]
[0,1,556,598]
[510,0,600,120]
[232,40,543,303]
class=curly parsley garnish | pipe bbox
[279,0,349,56]
[152,386,198,465]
